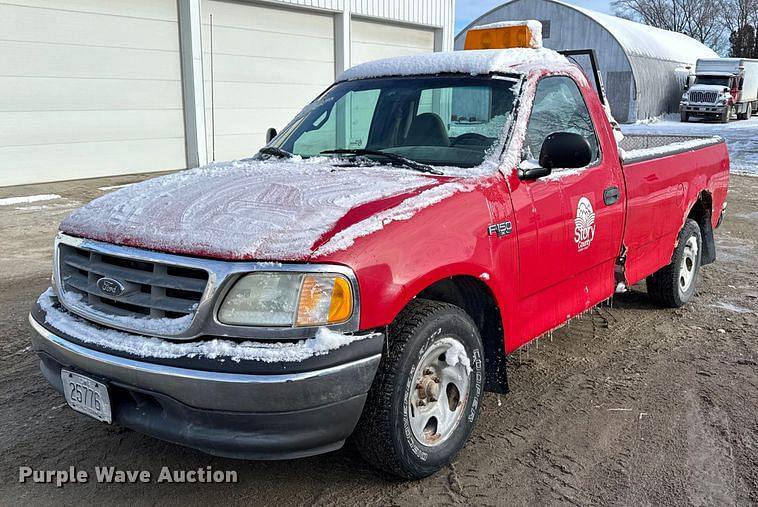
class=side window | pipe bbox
[523,76,600,167]
[293,89,380,156]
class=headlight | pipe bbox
[218,272,354,327]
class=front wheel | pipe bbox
[647,218,702,308]
[353,299,484,479]
[680,111,689,122]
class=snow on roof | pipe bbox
[562,1,719,63]
[338,48,570,82]
[458,1,718,64]
[469,20,544,49]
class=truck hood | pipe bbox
[60,158,456,261]
[689,84,729,93]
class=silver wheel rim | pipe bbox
[407,337,471,447]
[679,236,699,293]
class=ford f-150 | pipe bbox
[30,24,730,479]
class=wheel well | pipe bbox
[688,191,716,265]
[416,276,508,394]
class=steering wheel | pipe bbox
[452,133,491,146]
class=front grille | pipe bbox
[689,91,719,104]
[57,243,209,329]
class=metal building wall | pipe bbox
[179,0,455,168]
[253,0,455,49]
[454,0,637,122]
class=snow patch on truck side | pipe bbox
[38,289,375,363]
[315,182,473,255]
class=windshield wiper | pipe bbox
[320,149,443,175]
[257,146,293,159]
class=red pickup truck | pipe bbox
[30,46,729,479]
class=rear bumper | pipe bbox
[29,304,383,459]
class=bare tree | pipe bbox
[613,0,758,53]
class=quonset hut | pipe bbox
[454,0,719,122]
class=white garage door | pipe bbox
[351,19,436,67]
[0,0,186,187]
[202,1,335,162]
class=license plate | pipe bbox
[61,370,112,423]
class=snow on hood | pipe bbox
[689,84,730,92]
[337,48,569,82]
[60,158,445,260]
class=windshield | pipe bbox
[694,75,731,87]
[270,75,519,169]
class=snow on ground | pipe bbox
[0,194,60,206]
[622,115,758,175]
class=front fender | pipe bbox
[311,177,507,331]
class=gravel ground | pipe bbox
[0,172,756,506]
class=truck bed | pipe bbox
[617,134,729,288]
[620,134,724,164]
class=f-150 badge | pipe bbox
[487,221,512,237]
[574,197,596,252]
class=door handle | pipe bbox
[604,186,620,205]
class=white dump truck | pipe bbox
[680,58,758,122]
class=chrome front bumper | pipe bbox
[29,306,383,459]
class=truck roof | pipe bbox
[337,48,573,82]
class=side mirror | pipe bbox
[538,132,592,171]
[266,128,278,143]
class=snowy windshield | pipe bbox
[270,76,519,168]
[694,75,731,87]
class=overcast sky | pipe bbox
[456,0,614,33]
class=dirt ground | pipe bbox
[0,173,756,506]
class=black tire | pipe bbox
[647,219,702,308]
[738,103,751,120]
[680,111,689,123]
[720,107,730,123]
[353,299,485,479]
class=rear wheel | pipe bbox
[647,219,702,308]
[353,299,484,479]
[737,103,751,120]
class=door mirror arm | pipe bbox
[518,162,552,180]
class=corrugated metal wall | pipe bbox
[351,0,454,32]
[260,0,454,31]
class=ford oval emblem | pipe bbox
[97,277,125,297]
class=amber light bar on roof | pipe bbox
[464,20,543,50]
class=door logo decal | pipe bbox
[574,197,596,252]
